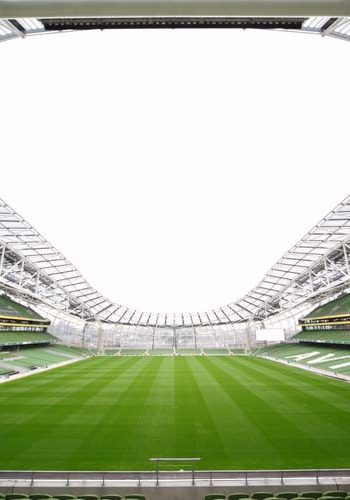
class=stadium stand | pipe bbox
[292,329,350,345]
[275,292,350,349]
[0,497,146,500]
[255,293,350,378]
[301,294,350,323]
[298,294,350,335]
[177,348,202,355]
[3,494,350,500]
[202,494,350,500]
[0,345,89,377]
[150,349,174,355]
[259,343,350,376]
[120,349,147,355]
[0,294,46,321]
[203,348,231,355]
[0,294,53,352]
[0,330,55,346]
[0,365,17,376]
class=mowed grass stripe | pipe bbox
[0,356,350,470]
[0,356,136,425]
[1,356,146,469]
[174,356,231,466]
[246,356,350,408]
[198,356,323,469]
[188,357,279,469]
[68,357,165,470]
[233,356,350,418]
[123,357,176,469]
[215,356,350,468]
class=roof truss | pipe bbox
[1,196,350,327]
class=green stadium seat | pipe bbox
[251,494,273,500]
[324,493,348,498]
[300,493,323,499]
[294,497,317,500]
[29,495,52,499]
[77,497,99,500]
[321,497,344,500]
[228,494,250,500]
[6,496,29,500]
[124,496,146,500]
[53,496,76,499]
[204,495,226,500]
[100,496,122,500]
[53,497,76,500]
[276,494,298,499]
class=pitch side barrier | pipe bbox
[1,469,350,488]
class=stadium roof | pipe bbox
[1,2,350,326]
[0,0,350,43]
[1,196,350,327]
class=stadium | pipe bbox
[1,1,350,499]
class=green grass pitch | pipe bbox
[0,355,350,471]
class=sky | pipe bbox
[0,27,349,314]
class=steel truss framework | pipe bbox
[1,16,350,44]
[1,8,350,331]
[1,196,350,329]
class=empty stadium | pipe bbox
[1,1,350,499]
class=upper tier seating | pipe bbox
[0,294,44,321]
[303,293,350,320]
[292,329,350,345]
[0,330,55,347]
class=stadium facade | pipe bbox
[0,195,350,351]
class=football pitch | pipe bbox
[0,355,350,471]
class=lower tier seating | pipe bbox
[0,496,145,500]
[120,349,147,355]
[258,343,350,376]
[205,492,350,500]
[203,348,231,355]
[0,345,88,378]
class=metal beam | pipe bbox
[1,1,350,19]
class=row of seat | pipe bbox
[205,492,350,500]
[0,496,144,500]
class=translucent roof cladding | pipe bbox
[302,16,350,39]
[1,195,350,327]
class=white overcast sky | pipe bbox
[0,27,349,313]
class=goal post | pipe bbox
[149,457,201,486]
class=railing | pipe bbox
[149,457,201,485]
[1,469,350,487]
